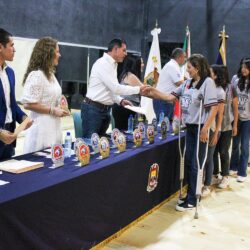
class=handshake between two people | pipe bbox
[139,85,161,99]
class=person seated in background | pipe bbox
[153,48,186,121]
[0,28,32,160]
[21,37,69,154]
[113,55,144,130]
[81,38,149,138]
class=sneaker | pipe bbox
[237,176,246,182]
[229,170,237,176]
[211,174,222,185]
[177,196,187,205]
[201,186,211,197]
[218,176,229,189]
[175,201,195,212]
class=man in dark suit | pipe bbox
[0,28,32,160]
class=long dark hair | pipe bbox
[238,59,250,92]
[211,64,229,90]
[118,55,142,82]
[188,54,211,89]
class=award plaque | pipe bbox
[152,118,158,135]
[164,117,170,131]
[147,125,155,144]
[51,144,64,168]
[117,133,126,153]
[99,137,110,159]
[74,138,85,158]
[91,133,100,154]
[138,122,145,139]
[172,118,181,135]
[77,142,90,166]
[161,120,167,140]
[111,128,120,148]
[60,95,70,113]
[133,128,142,147]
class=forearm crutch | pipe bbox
[194,96,209,219]
[178,97,186,199]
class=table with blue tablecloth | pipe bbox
[0,132,184,250]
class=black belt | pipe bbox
[84,97,112,111]
[4,123,12,131]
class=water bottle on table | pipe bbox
[64,132,72,158]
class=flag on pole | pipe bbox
[141,22,161,123]
[216,25,228,65]
[181,25,191,79]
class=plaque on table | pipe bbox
[160,120,167,140]
[51,144,64,168]
[77,142,90,166]
[117,133,126,153]
[111,128,120,148]
[133,128,142,147]
[152,118,158,135]
[99,137,110,159]
[138,122,145,139]
[147,125,155,144]
[91,133,100,154]
[74,138,85,157]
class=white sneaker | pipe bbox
[237,176,246,182]
[211,174,222,185]
[229,170,237,176]
[218,176,229,189]
[201,186,211,197]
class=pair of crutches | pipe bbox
[194,95,210,219]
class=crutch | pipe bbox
[194,95,210,219]
[178,97,186,199]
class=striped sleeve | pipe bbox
[203,78,218,108]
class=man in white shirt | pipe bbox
[81,39,148,138]
[0,28,32,160]
[153,48,186,121]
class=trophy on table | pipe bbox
[152,118,158,135]
[74,138,85,160]
[98,137,110,159]
[133,128,142,147]
[147,125,155,144]
[51,144,64,168]
[111,128,120,148]
[138,122,146,139]
[160,120,167,140]
[117,133,126,153]
[77,142,90,166]
[91,133,100,154]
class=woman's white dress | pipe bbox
[21,70,62,153]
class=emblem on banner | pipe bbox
[99,137,110,159]
[51,144,64,168]
[133,128,142,147]
[78,143,90,166]
[147,125,155,144]
[147,163,159,192]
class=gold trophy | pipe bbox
[99,137,110,159]
[117,133,126,153]
[133,128,142,147]
[77,142,90,166]
[147,125,155,144]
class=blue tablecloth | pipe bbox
[0,132,185,249]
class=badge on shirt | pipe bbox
[51,144,64,168]
[147,125,155,144]
[117,133,126,153]
[99,137,110,159]
[133,128,142,147]
[78,142,90,166]
[91,133,100,154]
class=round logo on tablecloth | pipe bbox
[147,163,159,192]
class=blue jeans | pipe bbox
[0,144,15,161]
[153,99,174,121]
[230,120,250,177]
[185,125,207,205]
[81,102,111,139]
[204,130,220,186]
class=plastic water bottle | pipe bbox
[128,114,134,133]
[158,110,165,126]
[64,132,72,158]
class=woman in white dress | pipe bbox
[21,37,69,153]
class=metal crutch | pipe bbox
[194,95,210,219]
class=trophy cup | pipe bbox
[98,137,110,159]
[133,128,142,147]
[147,125,155,144]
